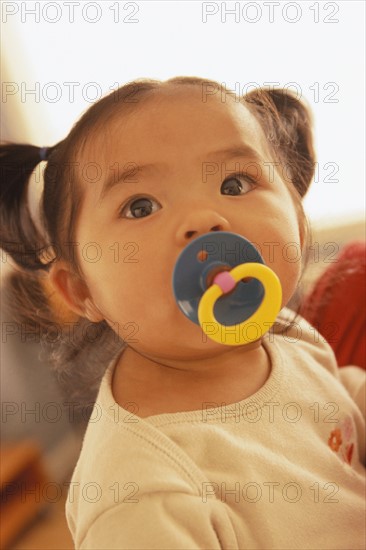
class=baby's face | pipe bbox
[74,86,303,359]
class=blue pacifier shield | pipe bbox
[172,232,265,326]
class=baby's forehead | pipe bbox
[117,85,261,135]
[80,85,267,169]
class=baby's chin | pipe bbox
[129,299,266,360]
[132,330,263,363]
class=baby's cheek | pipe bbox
[277,253,303,308]
[258,234,302,307]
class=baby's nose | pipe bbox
[175,210,230,246]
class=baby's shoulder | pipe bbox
[74,391,207,492]
[270,306,339,376]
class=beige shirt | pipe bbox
[66,309,366,549]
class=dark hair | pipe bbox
[0,76,315,410]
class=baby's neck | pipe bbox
[111,343,271,419]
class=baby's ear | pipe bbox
[47,260,104,323]
[244,87,316,198]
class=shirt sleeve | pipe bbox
[78,491,234,550]
[338,365,366,420]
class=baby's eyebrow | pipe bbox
[98,144,263,203]
[98,162,163,204]
[205,145,263,163]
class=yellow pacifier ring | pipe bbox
[198,263,282,346]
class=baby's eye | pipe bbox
[120,196,161,219]
[221,174,255,196]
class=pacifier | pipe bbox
[172,232,282,345]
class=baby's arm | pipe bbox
[78,492,235,550]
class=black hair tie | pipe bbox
[39,147,48,161]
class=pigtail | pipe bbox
[0,143,52,271]
[0,141,124,413]
[0,143,56,328]
[243,88,316,198]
